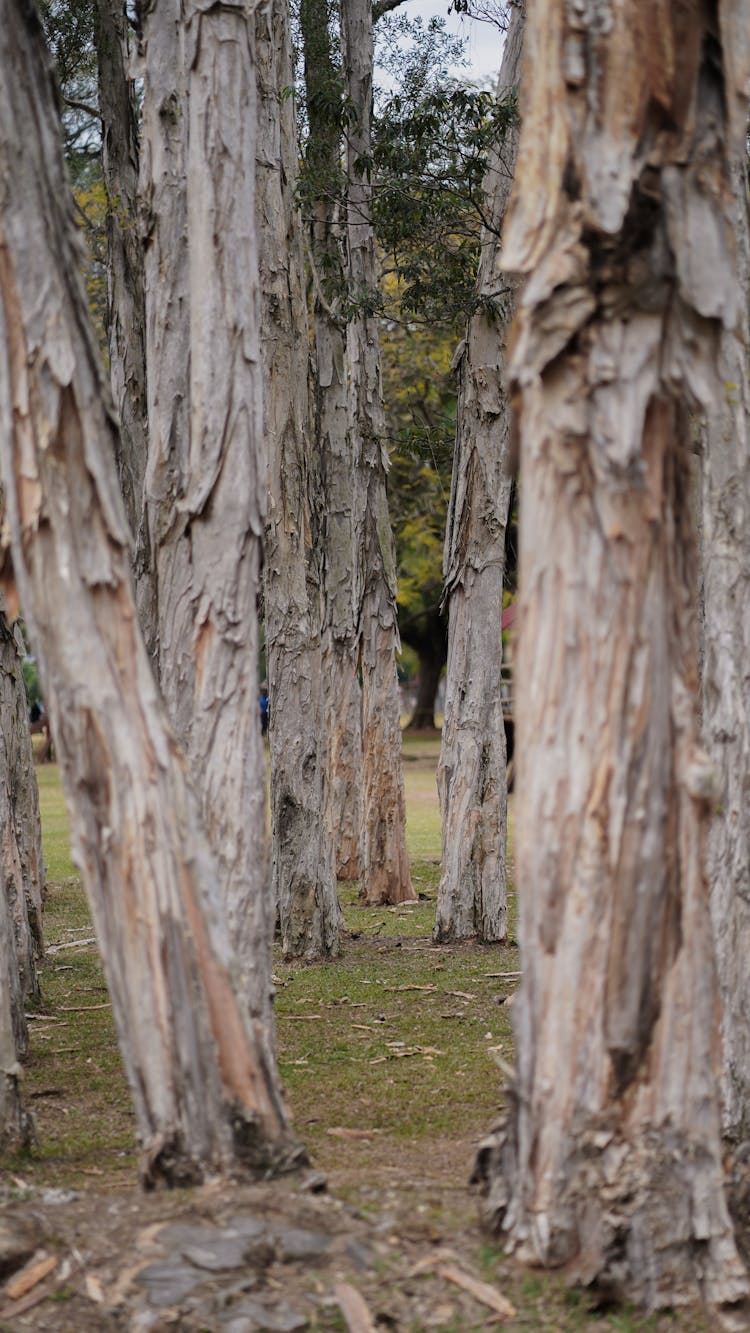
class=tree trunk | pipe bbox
[0,611,44,1018]
[406,642,444,733]
[0,863,31,1152]
[0,0,296,1186]
[139,0,273,1017]
[704,157,750,1144]
[94,0,156,658]
[257,0,339,959]
[435,5,523,943]
[475,0,750,1308]
[342,0,413,906]
[299,0,363,883]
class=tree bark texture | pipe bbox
[257,0,339,960]
[0,611,44,1028]
[138,0,272,1016]
[0,859,32,1152]
[94,0,156,658]
[0,0,295,1185]
[475,0,750,1308]
[300,0,363,883]
[342,0,413,906]
[704,158,750,1143]
[435,3,523,943]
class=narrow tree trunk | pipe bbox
[406,637,445,733]
[342,0,413,906]
[257,0,339,959]
[139,0,273,1017]
[435,6,523,943]
[0,611,44,1014]
[704,158,750,1143]
[0,864,31,1152]
[299,0,363,883]
[0,0,296,1186]
[475,0,749,1308]
[94,0,156,657]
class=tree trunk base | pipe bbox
[473,1110,749,1312]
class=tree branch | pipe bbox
[64,97,101,121]
[372,0,406,22]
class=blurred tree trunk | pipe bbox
[475,0,749,1307]
[0,866,32,1153]
[704,158,750,1143]
[342,0,413,906]
[299,0,363,884]
[435,4,523,942]
[93,0,156,658]
[0,0,295,1186]
[257,0,339,959]
[139,0,273,1018]
[0,611,44,1016]
[403,609,447,732]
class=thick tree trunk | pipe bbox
[342,0,413,906]
[139,0,273,1017]
[0,611,44,1017]
[0,0,296,1185]
[257,0,339,959]
[475,0,750,1308]
[94,0,156,657]
[435,6,523,943]
[704,159,750,1143]
[299,0,363,883]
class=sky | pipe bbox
[400,0,504,87]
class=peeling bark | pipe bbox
[257,0,339,960]
[0,860,31,1152]
[94,0,156,656]
[435,4,523,943]
[0,0,296,1185]
[139,0,273,1018]
[704,158,750,1143]
[342,0,413,906]
[299,0,363,883]
[476,0,750,1308]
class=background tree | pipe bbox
[258,0,340,960]
[435,2,521,943]
[476,0,750,1307]
[0,0,295,1186]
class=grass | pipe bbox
[5,746,714,1332]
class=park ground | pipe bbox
[0,738,715,1331]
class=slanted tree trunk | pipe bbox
[0,0,296,1186]
[435,5,523,943]
[0,610,44,1014]
[342,0,413,906]
[94,0,156,657]
[475,0,750,1308]
[139,0,273,1016]
[704,158,750,1143]
[299,0,363,883]
[257,0,339,959]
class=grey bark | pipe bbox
[342,0,413,906]
[299,0,363,883]
[0,611,44,1026]
[0,858,31,1152]
[139,0,273,1017]
[704,158,750,1143]
[435,4,523,943]
[0,0,296,1185]
[257,0,339,960]
[475,0,750,1308]
[94,0,156,657]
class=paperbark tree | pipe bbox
[0,0,295,1185]
[138,0,272,1014]
[0,611,45,1015]
[342,0,414,905]
[704,158,750,1143]
[299,0,363,884]
[474,0,750,1308]
[257,0,339,959]
[435,2,523,943]
[0,866,32,1152]
[94,0,156,657]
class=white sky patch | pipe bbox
[399,0,503,87]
